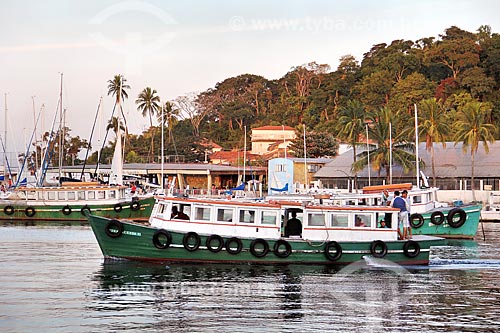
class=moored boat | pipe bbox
[0,182,155,223]
[362,184,482,239]
[86,196,444,266]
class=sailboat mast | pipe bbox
[414,103,420,188]
[3,93,7,176]
[161,103,164,189]
[58,73,63,181]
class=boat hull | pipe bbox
[408,204,482,239]
[0,197,155,223]
[88,214,444,266]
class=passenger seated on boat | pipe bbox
[355,216,366,227]
[171,206,189,220]
[379,219,389,228]
[285,212,302,237]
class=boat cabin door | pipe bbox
[283,208,303,238]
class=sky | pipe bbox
[0,0,499,156]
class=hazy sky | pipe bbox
[0,0,498,155]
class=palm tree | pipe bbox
[106,116,126,139]
[418,98,450,187]
[136,87,161,162]
[353,106,418,184]
[157,101,181,143]
[106,75,131,158]
[336,99,366,190]
[454,100,497,200]
[107,75,130,104]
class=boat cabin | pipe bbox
[150,197,400,242]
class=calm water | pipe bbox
[1,223,500,333]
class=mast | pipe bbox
[243,125,246,186]
[3,93,7,177]
[389,122,393,184]
[366,122,371,186]
[303,125,307,189]
[161,102,164,189]
[414,103,420,188]
[58,73,63,181]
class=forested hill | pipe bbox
[90,25,500,165]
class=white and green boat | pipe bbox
[0,182,155,223]
[87,196,444,266]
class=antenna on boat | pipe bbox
[414,103,420,188]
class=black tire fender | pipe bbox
[105,220,124,238]
[447,208,467,228]
[130,201,141,211]
[81,205,91,216]
[370,240,388,258]
[152,229,172,249]
[4,205,15,215]
[249,238,269,258]
[225,237,243,255]
[430,211,445,225]
[273,239,292,258]
[113,203,123,213]
[206,234,224,253]
[183,232,201,252]
[62,205,72,216]
[409,213,424,229]
[324,241,343,261]
[25,206,36,217]
[403,240,421,258]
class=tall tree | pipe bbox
[135,87,161,162]
[107,74,130,130]
[336,100,367,189]
[418,98,450,187]
[453,100,497,200]
[353,107,417,184]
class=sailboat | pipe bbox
[0,88,155,223]
[0,126,155,223]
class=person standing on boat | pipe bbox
[391,190,409,239]
[285,211,302,237]
[401,190,412,239]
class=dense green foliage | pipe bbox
[82,25,500,167]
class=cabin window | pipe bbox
[48,191,56,200]
[217,208,234,222]
[194,207,211,221]
[97,191,105,199]
[261,211,277,225]
[413,195,422,204]
[38,192,44,200]
[157,204,165,214]
[78,191,85,200]
[331,214,349,227]
[239,209,255,223]
[58,192,65,200]
[67,191,76,200]
[308,213,325,226]
[354,213,372,228]
[88,191,95,200]
[109,190,116,199]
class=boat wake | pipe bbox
[430,258,500,269]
